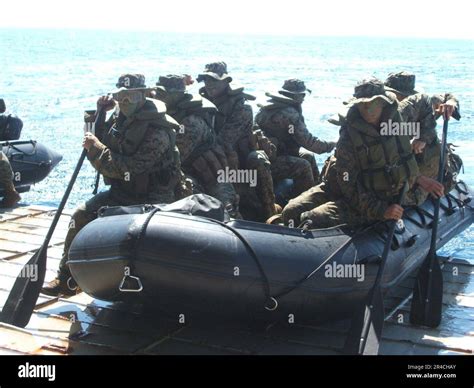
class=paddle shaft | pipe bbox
[427,118,448,255]
[91,111,105,195]
[423,118,449,317]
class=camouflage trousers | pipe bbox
[282,182,365,228]
[58,190,156,279]
[238,150,276,221]
[0,151,13,189]
[299,149,320,183]
[271,150,316,198]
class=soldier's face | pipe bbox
[292,94,305,104]
[204,77,228,98]
[358,98,386,125]
[160,91,183,109]
[119,101,142,117]
[113,89,146,117]
[395,92,406,102]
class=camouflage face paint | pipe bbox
[119,101,142,117]
[358,98,386,125]
[204,77,228,98]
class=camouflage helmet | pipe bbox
[156,74,186,92]
[384,71,417,96]
[116,73,146,89]
[280,79,311,95]
[351,77,396,105]
[196,62,232,83]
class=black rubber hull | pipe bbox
[68,184,474,324]
[0,140,63,196]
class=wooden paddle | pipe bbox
[344,182,408,355]
[0,106,104,327]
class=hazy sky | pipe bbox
[1,0,473,39]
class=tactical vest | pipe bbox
[160,91,217,128]
[200,84,255,134]
[255,93,304,156]
[344,116,418,198]
[161,91,218,167]
[102,99,182,199]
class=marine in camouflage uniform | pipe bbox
[197,62,278,221]
[282,78,422,228]
[154,74,239,214]
[385,71,461,202]
[255,79,336,197]
[0,98,21,207]
[42,82,183,296]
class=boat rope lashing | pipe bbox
[455,181,469,195]
[428,195,455,217]
[447,193,465,208]
[439,195,456,215]
[4,140,49,167]
[454,181,474,209]
[8,159,51,167]
[410,206,434,229]
[405,234,420,247]
[140,210,275,310]
[203,218,276,311]
[4,140,37,157]
[272,223,377,300]
[119,206,161,293]
[373,221,403,251]
[404,206,433,229]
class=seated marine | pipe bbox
[255,79,336,197]
[42,85,184,296]
[282,78,443,229]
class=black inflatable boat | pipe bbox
[0,140,63,196]
[68,183,474,325]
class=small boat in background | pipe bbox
[0,140,63,197]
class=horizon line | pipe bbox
[1,26,473,42]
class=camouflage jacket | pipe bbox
[155,90,217,168]
[199,84,255,165]
[86,99,182,202]
[255,93,334,157]
[331,103,420,222]
[398,93,460,145]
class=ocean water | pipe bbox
[1,29,473,260]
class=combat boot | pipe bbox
[41,275,80,297]
[0,183,21,208]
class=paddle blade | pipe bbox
[361,289,384,355]
[410,254,443,327]
[344,288,384,355]
[0,246,47,327]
